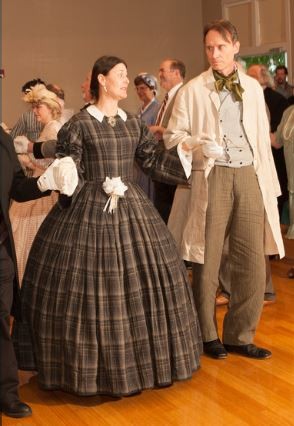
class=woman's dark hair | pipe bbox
[203,19,239,44]
[170,59,186,79]
[90,55,127,101]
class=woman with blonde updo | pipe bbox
[133,73,160,201]
[10,84,62,284]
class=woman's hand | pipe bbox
[270,132,282,149]
[149,125,165,141]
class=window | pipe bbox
[239,51,287,75]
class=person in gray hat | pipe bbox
[134,73,160,201]
[134,73,160,126]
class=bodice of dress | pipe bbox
[55,109,189,204]
[56,112,149,183]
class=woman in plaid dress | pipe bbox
[13,56,202,396]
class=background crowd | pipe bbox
[1,19,294,419]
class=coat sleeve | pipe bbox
[8,136,50,201]
[276,106,294,145]
[163,87,202,150]
[53,118,84,207]
[33,140,57,158]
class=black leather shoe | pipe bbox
[203,338,228,359]
[224,344,272,359]
[1,400,32,418]
[288,267,294,279]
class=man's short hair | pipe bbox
[170,59,186,79]
[275,65,288,75]
[203,19,239,44]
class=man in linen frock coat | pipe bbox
[164,20,284,360]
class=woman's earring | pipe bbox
[103,85,108,93]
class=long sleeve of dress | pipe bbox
[135,122,190,186]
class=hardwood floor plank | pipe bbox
[2,235,294,425]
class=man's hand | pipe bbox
[149,125,165,141]
[199,134,226,160]
[202,140,226,159]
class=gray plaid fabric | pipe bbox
[13,111,202,396]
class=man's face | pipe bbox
[205,30,240,76]
[135,83,154,104]
[275,69,286,84]
[158,60,177,91]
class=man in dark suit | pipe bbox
[247,64,289,218]
[149,58,186,223]
[0,127,76,418]
[264,85,289,218]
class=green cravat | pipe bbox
[213,70,244,102]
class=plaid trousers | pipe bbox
[192,165,266,345]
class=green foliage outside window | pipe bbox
[239,52,286,74]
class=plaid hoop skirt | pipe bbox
[12,112,202,396]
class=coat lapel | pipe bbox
[238,71,257,150]
[204,69,221,111]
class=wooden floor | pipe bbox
[2,233,294,426]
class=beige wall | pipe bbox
[2,1,292,128]
[201,0,223,68]
[202,0,223,25]
[1,0,205,127]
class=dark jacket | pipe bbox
[264,87,289,132]
[0,127,49,317]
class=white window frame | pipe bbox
[222,0,292,77]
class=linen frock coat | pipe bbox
[164,68,285,263]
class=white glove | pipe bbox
[37,157,78,196]
[201,139,226,160]
[14,135,30,153]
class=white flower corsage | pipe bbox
[102,176,128,213]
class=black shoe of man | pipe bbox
[203,338,228,359]
[288,267,294,279]
[224,344,272,359]
[1,400,32,418]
